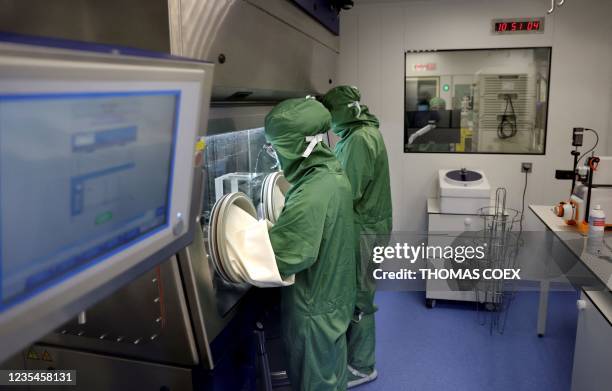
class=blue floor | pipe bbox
[359,290,579,391]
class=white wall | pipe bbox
[338,0,612,232]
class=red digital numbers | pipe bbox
[496,19,541,33]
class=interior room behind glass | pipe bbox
[405,47,551,154]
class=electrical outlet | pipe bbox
[521,162,533,173]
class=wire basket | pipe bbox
[474,188,523,334]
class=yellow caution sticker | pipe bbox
[196,137,206,152]
[41,350,53,362]
[194,137,206,167]
[26,348,39,360]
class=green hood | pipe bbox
[264,98,336,184]
[321,85,380,139]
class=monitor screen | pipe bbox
[0,91,179,309]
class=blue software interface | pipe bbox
[0,91,179,309]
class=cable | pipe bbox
[576,128,599,166]
[497,94,518,139]
[519,170,528,234]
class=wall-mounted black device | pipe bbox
[572,127,584,147]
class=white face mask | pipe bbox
[302,134,325,158]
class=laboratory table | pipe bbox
[530,206,611,391]
[529,205,611,334]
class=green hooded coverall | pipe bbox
[265,98,356,391]
[322,86,393,377]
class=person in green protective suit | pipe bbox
[322,86,393,388]
[265,97,356,391]
[429,96,447,111]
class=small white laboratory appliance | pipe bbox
[438,168,491,214]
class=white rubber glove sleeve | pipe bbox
[225,205,295,287]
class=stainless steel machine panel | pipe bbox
[0,0,171,52]
[17,345,192,391]
[39,257,199,367]
[173,0,338,100]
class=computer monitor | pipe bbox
[0,41,213,361]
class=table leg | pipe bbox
[537,279,550,337]
[537,229,555,337]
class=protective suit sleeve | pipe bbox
[337,135,374,202]
[268,187,328,278]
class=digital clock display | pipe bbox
[493,18,544,34]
